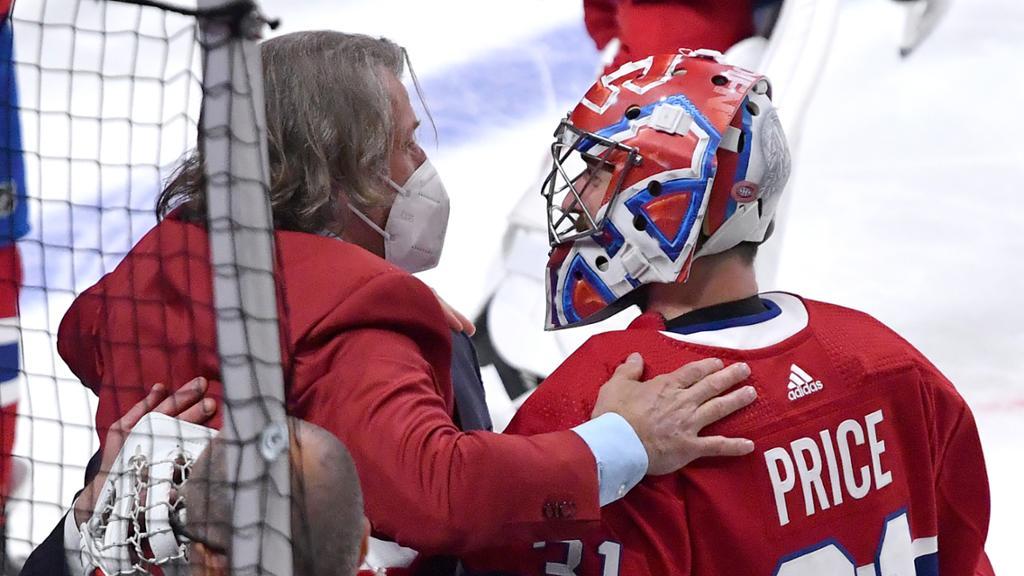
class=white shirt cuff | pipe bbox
[64,502,86,574]
[572,412,648,506]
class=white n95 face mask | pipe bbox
[349,159,450,273]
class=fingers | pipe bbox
[696,435,755,458]
[687,362,751,405]
[592,353,645,419]
[442,305,466,333]
[151,377,209,417]
[611,352,645,382]
[432,289,476,335]
[459,316,476,337]
[112,383,170,435]
[174,397,218,425]
[695,385,757,429]
[660,357,726,390]
[152,377,203,414]
[97,383,175,504]
[450,306,477,337]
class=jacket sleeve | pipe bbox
[19,449,104,576]
[466,344,694,576]
[56,281,105,393]
[289,271,601,555]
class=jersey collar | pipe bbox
[632,292,809,350]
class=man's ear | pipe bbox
[190,542,230,576]
[359,516,371,566]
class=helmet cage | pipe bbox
[544,119,641,246]
[81,413,217,576]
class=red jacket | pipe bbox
[57,216,601,555]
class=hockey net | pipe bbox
[2,0,291,574]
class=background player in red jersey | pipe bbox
[583,0,757,72]
[0,1,28,571]
[465,51,992,575]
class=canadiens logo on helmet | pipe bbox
[731,180,759,203]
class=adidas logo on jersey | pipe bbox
[787,364,823,401]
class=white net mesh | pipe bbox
[4,1,291,573]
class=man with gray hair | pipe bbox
[35,29,757,575]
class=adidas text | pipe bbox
[787,380,823,401]
[787,364,824,401]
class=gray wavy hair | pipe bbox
[158,31,408,232]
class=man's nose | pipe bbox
[562,172,596,213]
[561,185,582,213]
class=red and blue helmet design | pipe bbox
[544,50,791,330]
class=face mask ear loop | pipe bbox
[386,177,411,198]
[347,203,392,241]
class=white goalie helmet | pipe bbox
[80,412,217,576]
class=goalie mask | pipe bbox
[544,50,791,330]
[80,413,217,576]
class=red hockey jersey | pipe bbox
[583,0,755,71]
[466,293,989,575]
